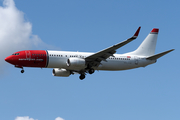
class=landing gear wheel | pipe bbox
[89,68,95,74]
[21,70,24,73]
[79,74,85,80]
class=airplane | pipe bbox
[5,27,174,80]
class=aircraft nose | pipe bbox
[5,56,13,63]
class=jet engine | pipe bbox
[53,68,71,77]
[66,58,86,69]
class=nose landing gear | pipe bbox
[15,65,24,74]
[21,69,24,73]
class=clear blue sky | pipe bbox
[0,0,179,120]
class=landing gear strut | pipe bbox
[79,74,85,80]
[15,65,24,73]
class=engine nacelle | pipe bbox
[53,68,71,77]
[66,58,86,69]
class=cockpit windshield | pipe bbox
[12,53,20,55]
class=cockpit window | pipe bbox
[12,53,20,55]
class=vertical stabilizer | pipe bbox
[128,28,159,56]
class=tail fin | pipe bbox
[128,28,159,56]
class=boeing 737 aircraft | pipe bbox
[5,27,174,80]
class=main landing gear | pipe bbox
[79,74,85,80]
[79,68,95,80]
[88,68,95,74]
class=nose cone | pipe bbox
[5,56,13,64]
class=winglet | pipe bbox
[133,26,141,38]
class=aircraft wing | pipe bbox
[85,27,141,67]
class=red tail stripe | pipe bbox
[151,28,159,33]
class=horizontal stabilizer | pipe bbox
[146,49,174,60]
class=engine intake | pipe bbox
[53,68,71,77]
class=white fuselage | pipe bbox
[47,50,156,71]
